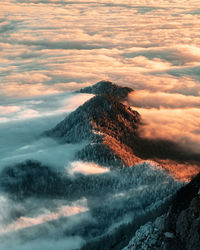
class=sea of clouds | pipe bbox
[1,0,200,99]
[1,0,200,151]
[1,0,200,249]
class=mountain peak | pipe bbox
[79,80,133,99]
[44,92,141,165]
[45,82,140,166]
[45,81,200,180]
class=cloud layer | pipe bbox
[1,1,200,249]
[136,107,200,153]
[1,0,200,100]
[2,0,200,155]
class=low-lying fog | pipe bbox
[1,0,200,248]
[0,92,181,249]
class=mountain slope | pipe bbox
[1,80,200,250]
[45,81,142,166]
[45,81,200,180]
[163,172,200,250]
[124,173,200,250]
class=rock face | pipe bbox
[124,173,200,250]
[163,172,200,250]
[123,221,162,250]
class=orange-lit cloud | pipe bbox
[0,200,88,233]
[1,0,200,180]
[0,83,60,98]
[1,0,200,99]
[128,91,200,109]
[69,161,110,175]
[0,106,21,115]
[135,107,200,153]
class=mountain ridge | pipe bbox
[45,81,141,166]
[1,80,200,250]
[45,81,200,181]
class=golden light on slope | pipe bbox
[155,160,200,182]
[103,135,141,166]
